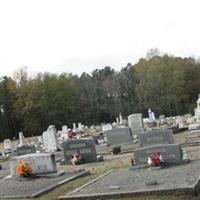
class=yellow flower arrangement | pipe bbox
[16,161,32,177]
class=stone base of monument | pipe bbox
[59,160,200,200]
[0,169,90,198]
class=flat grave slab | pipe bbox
[0,162,10,179]
[0,169,89,198]
[60,160,200,200]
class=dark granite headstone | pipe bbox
[16,145,36,156]
[62,138,97,164]
[138,130,174,148]
[105,128,133,146]
[134,144,182,165]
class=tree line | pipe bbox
[0,50,200,140]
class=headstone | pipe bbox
[148,108,155,121]
[61,125,69,139]
[188,123,200,131]
[78,122,83,132]
[105,128,133,146]
[134,144,182,165]
[62,138,97,164]
[16,145,36,156]
[62,125,68,132]
[3,139,12,150]
[128,113,144,135]
[159,115,165,122]
[138,130,174,148]
[37,136,43,144]
[18,132,24,146]
[9,153,57,176]
[116,117,119,124]
[195,94,200,122]
[175,116,184,128]
[73,123,77,132]
[119,113,123,124]
[102,124,112,133]
[42,125,59,152]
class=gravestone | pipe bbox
[148,108,155,121]
[175,116,184,128]
[38,136,43,144]
[102,124,112,133]
[116,117,119,124]
[73,123,77,132]
[3,139,12,150]
[16,145,36,156]
[60,125,69,139]
[9,153,57,176]
[159,115,165,122]
[134,144,182,165]
[43,125,59,152]
[62,138,97,164]
[105,128,133,146]
[195,94,200,122]
[138,129,174,148]
[18,132,24,146]
[128,113,144,135]
[78,122,83,132]
[119,113,123,124]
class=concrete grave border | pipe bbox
[0,170,90,199]
[59,168,200,200]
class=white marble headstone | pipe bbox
[128,113,144,135]
[3,139,12,150]
[18,132,24,146]
[102,124,113,133]
[42,125,59,152]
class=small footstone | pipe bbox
[109,185,120,189]
[145,180,157,186]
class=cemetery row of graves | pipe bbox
[0,95,200,199]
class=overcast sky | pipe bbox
[0,0,199,77]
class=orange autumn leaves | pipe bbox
[16,161,32,177]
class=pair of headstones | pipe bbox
[133,129,184,165]
[104,113,144,146]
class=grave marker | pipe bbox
[3,139,12,150]
[105,128,133,146]
[102,124,112,133]
[62,138,97,164]
[138,129,174,148]
[42,125,59,152]
[16,145,36,156]
[9,153,56,176]
[128,113,144,135]
[134,144,182,165]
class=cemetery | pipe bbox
[0,103,200,200]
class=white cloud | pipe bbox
[0,0,199,76]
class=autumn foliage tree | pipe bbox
[0,51,200,140]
